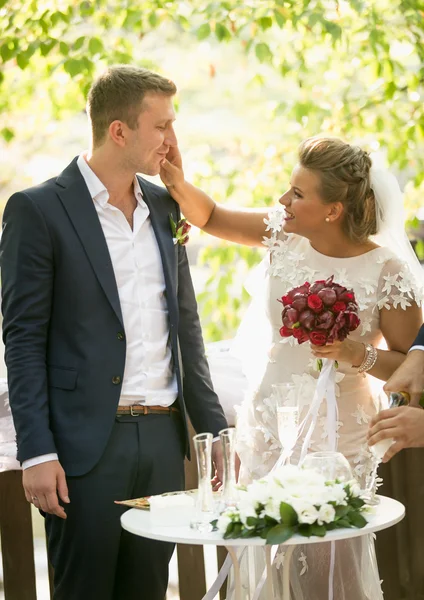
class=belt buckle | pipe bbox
[130,406,139,417]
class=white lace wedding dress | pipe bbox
[231,207,424,600]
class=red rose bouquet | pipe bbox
[278,276,360,347]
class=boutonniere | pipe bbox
[169,214,191,246]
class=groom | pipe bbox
[1,65,228,600]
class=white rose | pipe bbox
[291,499,319,525]
[317,503,336,525]
[349,481,361,497]
[217,513,233,535]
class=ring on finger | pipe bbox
[31,496,39,503]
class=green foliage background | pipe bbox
[1,0,423,340]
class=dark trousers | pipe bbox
[45,412,185,600]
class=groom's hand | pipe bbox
[368,406,424,461]
[211,441,241,492]
[383,349,424,407]
[23,460,70,519]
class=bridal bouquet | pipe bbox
[278,275,360,347]
[214,465,367,544]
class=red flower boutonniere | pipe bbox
[169,214,191,246]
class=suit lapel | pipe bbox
[138,177,178,313]
[56,159,124,327]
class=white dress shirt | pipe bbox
[23,155,178,469]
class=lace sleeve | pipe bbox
[377,256,424,310]
[263,205,286,247]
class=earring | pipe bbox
[325,217,330,222]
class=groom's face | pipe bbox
[125,92,177,176]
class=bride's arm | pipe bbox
[160,148,271,247]
[371,303,424,381]
[311,304,423,382]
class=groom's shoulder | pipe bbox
[7,157,79,208]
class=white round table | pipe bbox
[121,495,405,599]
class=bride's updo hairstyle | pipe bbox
[298,137,377,243]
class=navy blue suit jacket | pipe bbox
[1,158,227,476]
[413,324,424,347]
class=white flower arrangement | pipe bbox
[213,465,368,544]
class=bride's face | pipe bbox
[278,164,333,238]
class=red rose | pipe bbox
[346,312,360,331]
[315,310,335,330]
[280,326,293,337]
[332,301,347,313]
[291,283,311,296]
[318,288,337,307]
[299,309,316,330]
[280,295,293,306]
[292,327,304,339]
[309,331,328,346]
[338,290,355,302]
[296,330,310,344]
[292,293,308,312]
[282,307,299,328]
[310,280,327,294]
[307,294,323,312]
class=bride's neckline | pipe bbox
[307,240,382,261]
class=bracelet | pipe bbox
[357,343,378,373]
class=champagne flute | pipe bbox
[272,383,300,465]
[364,393,398,505]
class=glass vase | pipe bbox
[219,427,238,510]
[191,432,214,532]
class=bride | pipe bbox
[161,137,424,599]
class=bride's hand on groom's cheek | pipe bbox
[160,146,184,190]
[310,339,365,367]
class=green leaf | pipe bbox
[310,523,326,537]
[197,23,211,40]
[148,12,159,27]
[122,9,142,29]
[74,36,85,51]
[64,58,82,77]
[385,81,397,99]
[169,214,177,236]
[324,21,342,42]
[257,16,273,31]
[215,23,231,42]
[266,524,294,544]
[1,41,16,62]
[59,41,69,56]
[349,512,367,529]
[88,37,104,56]
[1,127,14,142]
[246,516,258,527]
[298,523,313,537]
[255,42,273,63]
[40,39,57,57]
[279,502,298,526]
[335,505,349,519]
[16,52,29,70]
[349,497,365,510]
[335,518,352,528]
[309,12,322,27]
[274,9,285,28]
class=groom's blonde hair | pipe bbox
[87,65,177,147]
[298,137,377,243]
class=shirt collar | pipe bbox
[77,153,146,209]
